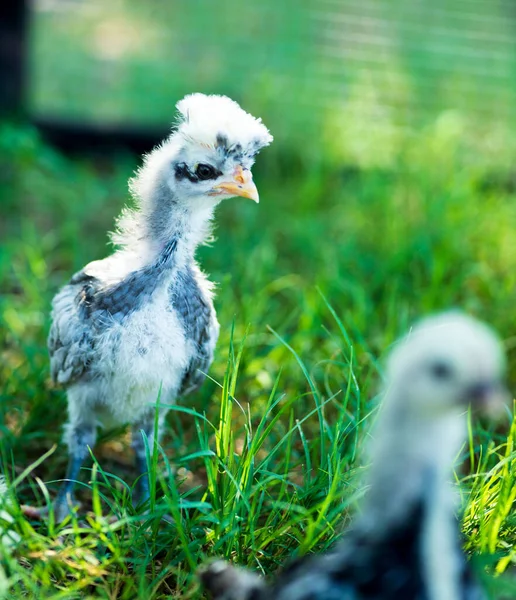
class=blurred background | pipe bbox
[2,1,516,597]
[30,0,516,140]
[29,1,516,132]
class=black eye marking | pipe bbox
[175,162,221,183]
[174,162,198,183]
[430,361,453,380]
[195,163,220,181]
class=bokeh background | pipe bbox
[2,1,516,598]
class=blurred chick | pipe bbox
[199,313,508,600]
[40,94,272,522]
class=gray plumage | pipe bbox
[199,313,507,600]
[41,94,273,521]
[171,264,215,396]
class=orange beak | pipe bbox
[210,165,259,203]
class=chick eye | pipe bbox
[430,361,453,380]
[195,163,218,181]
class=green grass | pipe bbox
[3,84,516,596]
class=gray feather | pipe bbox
[48,272,97,385]
[169,265,219,396]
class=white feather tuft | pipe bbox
[175,93,273,152]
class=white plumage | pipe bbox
[176,93,273,150]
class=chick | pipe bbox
[44,94,272,521]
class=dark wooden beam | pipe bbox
[0,2,166,155]
[33,115,168,155]
[0,1,28,115]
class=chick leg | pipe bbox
[131,413,162,506]
[54,421,97,522]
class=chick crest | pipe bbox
[176,93,273,155]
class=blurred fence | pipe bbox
[21,0,516,150]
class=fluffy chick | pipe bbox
[41,94,272,522]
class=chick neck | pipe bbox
[141,190,216,269]
[357,386,466,600]
[115,151,219,274]
[363,391,464,523]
